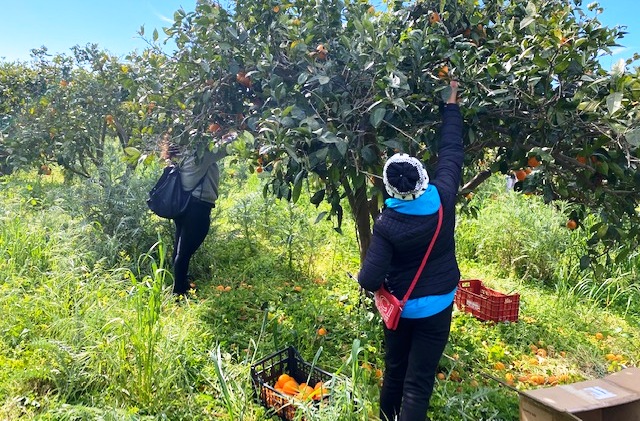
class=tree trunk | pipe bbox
[345,182,373,265]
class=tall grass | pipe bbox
[1,163,639,420]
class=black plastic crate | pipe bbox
[250,346,334,420]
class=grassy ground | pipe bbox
[0,164,638,420]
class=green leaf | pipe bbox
[314,211,328,224]
[123,147,141,159]
[606,92,623,115]
[292,176,303,204]
[520,16,536,30]
[318,76,330,85]
[370,108,386,128]
[579,255,591,270]
[310,189,325,205]
[153,29,159,42]
[625,127,640,149]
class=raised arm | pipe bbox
[434,81,464,193]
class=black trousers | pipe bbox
[172,198,212,294]
[379,303,453,421]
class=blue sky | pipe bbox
[0,0,637,69]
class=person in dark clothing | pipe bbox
[358,80,463,421]
[161,133,236,295]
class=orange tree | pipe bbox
[0,60,46,174]
[153,0,639,267]
[1,45,171,178]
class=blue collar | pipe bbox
[384,185,440,215]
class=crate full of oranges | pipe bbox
[251,346,334,420]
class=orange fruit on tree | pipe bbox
[576,155,588,165]
[566,219,577,230]
[595,332,604,340]
[527,156,541,167]
[515,169,527,181]
[429,11,440,24]
[436,372,446,380]
[105,114,115,125]
[208,123,221,133]
[256,166,264,173]
[494,362,506,371]
[437,65,449,79]
[317,327,327,336]
[60,80,68,87]
[40,165,52,175]
[236,71,252,88]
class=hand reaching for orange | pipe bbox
[447,80,459,104]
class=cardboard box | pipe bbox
[519,367,640,421]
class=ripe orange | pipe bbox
[272,5,280,12]
[437,65,449,79]
[566,219,577,230]
[105,114,115,125]
[317,327,327,336]
[208,123,221,133]
[216,285,225,291]
[429,11,440,24]
[536,348,548,358]
[530,375,545,385]
[436,372,446,380]
[576,155,587,165]
[282,379,300,395]
[236,71,252,88]
[256,166,264,173]
[527,156,541,167]
[224,286,232,291]
[595,332,604,340]
[40,164,52,175]
[60,80,68,87]
[493,362,506,371]
[293,285,302,292]
[515,169,527,181]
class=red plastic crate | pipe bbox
[454,279,520,322]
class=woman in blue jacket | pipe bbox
[358,81,463,421]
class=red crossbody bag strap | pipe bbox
[400,205,443,305]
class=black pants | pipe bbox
[380,303,453,421]
[172,199,212,294]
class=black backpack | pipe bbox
[147,165,200,219]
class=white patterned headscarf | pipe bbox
[382,153,429,200]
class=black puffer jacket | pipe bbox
[358,103,464,299]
